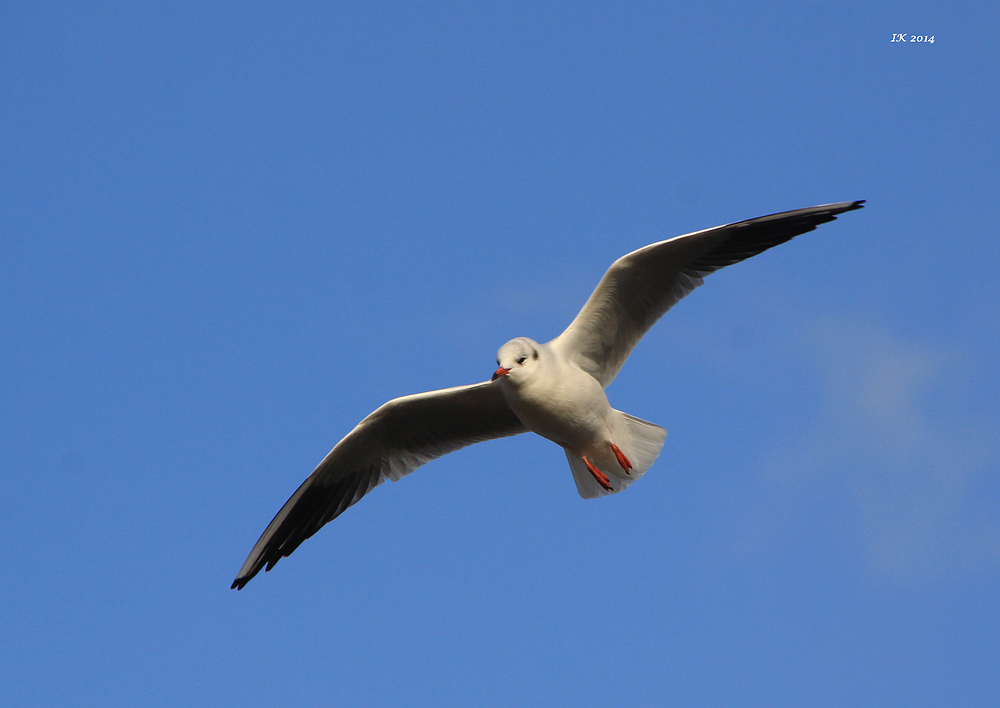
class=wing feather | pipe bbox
[232,380,526,589]
[551,201,864,386]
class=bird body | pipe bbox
[495,338,605,451]
[232,200,864,589]
[493,337,665,496]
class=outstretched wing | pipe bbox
[232,380,526,589]
[551,201,864,387]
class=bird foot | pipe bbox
[609,443,632,474]
[582,456,613,491]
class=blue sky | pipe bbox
[2,2,998,705]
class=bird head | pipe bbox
[493,337,541,383]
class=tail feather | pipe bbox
[566,412,667,499]
[620,413,667,479]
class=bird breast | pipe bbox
[499,361,611,452]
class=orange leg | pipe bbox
[609,443,632,474]
[582,456,613,491]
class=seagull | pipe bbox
[232,200,864,589]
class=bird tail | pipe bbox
[565,412,667,499]
[620,412,668,477]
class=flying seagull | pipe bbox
[232,200,864,589]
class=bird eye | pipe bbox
[516,356,526,365]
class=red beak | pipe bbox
[492,366,511,381]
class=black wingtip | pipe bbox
[822,200,865,216]
[232,570,259,590]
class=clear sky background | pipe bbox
[3,2,998,706]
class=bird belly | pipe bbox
[503,369,612,454]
